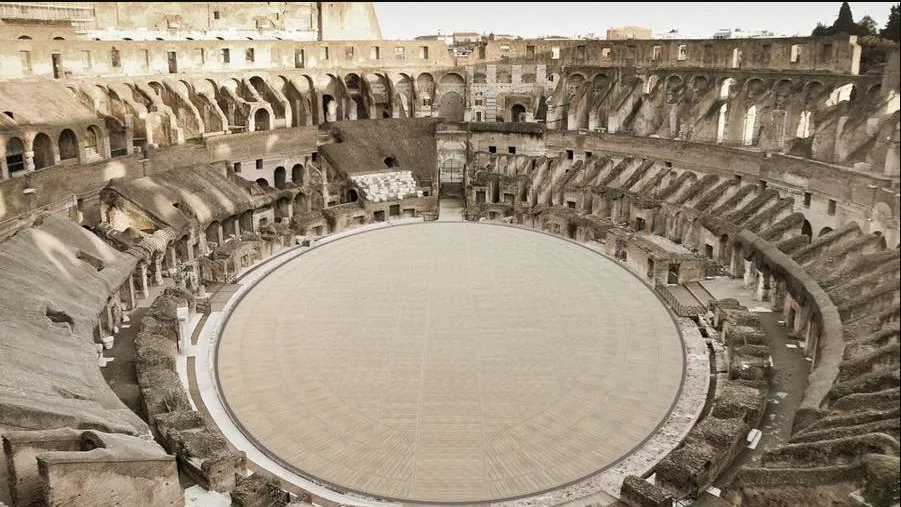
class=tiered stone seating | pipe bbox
[351,171,421,202]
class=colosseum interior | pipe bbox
[0,2,899,507]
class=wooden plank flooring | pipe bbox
[217,223,684,503]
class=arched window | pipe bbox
[58,129,78,160]
[32,133,54,169]
[274,166,286,189]
[5,137,25,174]
[84,126,100,157]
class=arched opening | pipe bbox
[84,125,101,158]
[511,104,526,122]
[347,188,359,202]
[106,118,128,157]
[18,35,31,40]
[58,129,78,160]
[205,221,220,245]
[32,133,54,169]
[796,111,812,139]
[801,219,812,239]
[5,137,25,174]
[719,234,730,262]
[274,166,286,189]
[818,226,833,237]
[719,78,736,100]
[874,231,887,250]
[291,164,303,185]
[343,73,369,119]
[716,103,728,144]
[322,94,336,122]
[253,108,270,131]
[53,36,65,40]
[384,156,396,168]
[742,105,757,146]
[256,178,270,188]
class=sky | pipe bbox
[373,2,898,39]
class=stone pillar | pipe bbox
[176,306,190,354]
[234,217,241,238]
[137,263,149,299]
[24,151,35,172]
[124,277,136,310]
[216,222,224,245]
[743,259,756,287]
[755,270,770,301]
[153,256,164,285]
[168,246,177,270]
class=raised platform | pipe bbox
[214,222,686,504]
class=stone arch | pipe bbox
[796,110,813,138]
[511,103,527,122]
[716,103,729,144]
[205,220,220,245]
[773,78,793,108]
[322,94,337,122]
[256,177,270,188]
[32,132,54,169]
[719,77,737,99]
[646,74,661,94]
[744,78,766,102]
[253,108,271,131]
[690,75,709,93]
[292,163,303,185]
[84,125,103,158]
[347,188,359,203]
[344,72,369,119]
[393,73,414,117]
[274,166,286,189]
[818,226,833,237]
[665,75,684,104]
[873,231,888,250]
[440,72,465,86]
[567,73,586,95]
[58,129,78,161]
[801,219,812,239]
[416,73,436,104]
[5,137,26,174]
[742,105,757,146]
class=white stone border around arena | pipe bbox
[187,219,709,507]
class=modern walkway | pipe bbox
[693,278,810,506]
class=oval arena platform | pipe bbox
[215,223,685,503]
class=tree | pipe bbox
[833,1,858,34]
[857,15,879,36]
[812,1,870,36]
[881,3,900,42]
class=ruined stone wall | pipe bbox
[318,2,382,41]
[474,34,862,74]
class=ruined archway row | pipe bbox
[1,64,893,180]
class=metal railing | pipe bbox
[655,281,707,317]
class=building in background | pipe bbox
[606,26,652,40]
